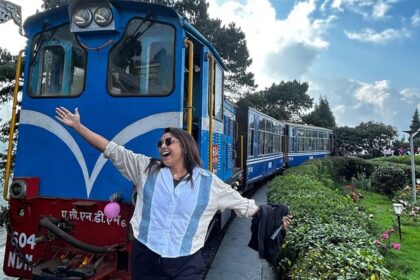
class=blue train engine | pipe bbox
[2,1,234,279]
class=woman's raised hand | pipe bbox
[55,107,80,129]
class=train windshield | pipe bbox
[108,18,175,96]
[28,24,87,97]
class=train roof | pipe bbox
[284,122,333,132]
[23,0,226,70]
[247,107,283,124]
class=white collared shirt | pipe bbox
[104,141,259,257]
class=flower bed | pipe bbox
[268,161,391,279]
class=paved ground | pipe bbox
[206,184,276,280]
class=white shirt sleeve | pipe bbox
[103,141,151,184]
[213,175,259,218]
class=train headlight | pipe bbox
[10,180,27,199]
[73,8,93,28]
[94,6,113,27]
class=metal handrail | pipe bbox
[3,50,24,201]
[184,38,194,135]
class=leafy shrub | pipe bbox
[351,174,372,191]
[371,155,420,166]
[326,156,374,183]
[371,165,406,197]
[268,175,388,279]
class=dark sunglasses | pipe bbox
[157,137,179,148]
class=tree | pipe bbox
[0,47,21,174]
[42,0,256,99]
[409,108,420,148]
[302,96,336,129]
[237,80,313,121]
[333,122,398,157]
[355,121,398,157]
[410,108,420,132]
[332,126,360,155]
[171,0,255,99]
[41,0,69,10]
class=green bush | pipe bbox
[371,165,406,197]
[268,174,388,279]
[326,157,374,183]
[371,155,420,166]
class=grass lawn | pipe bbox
[358,190,420,280]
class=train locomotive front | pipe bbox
[2,1,232,279]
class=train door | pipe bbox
[183,37,204,143]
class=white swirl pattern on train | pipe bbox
[20,109,182,197]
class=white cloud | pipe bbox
[330,0,397,20]
[344,27,410,44]
[412,10,420,27]
[400,88,420,105]
[372,2,391,20]
[354,80,390,108]
[208,0,335,87]
[307,76,419,132]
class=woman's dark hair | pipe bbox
[145,127,202,185]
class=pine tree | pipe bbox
[302,96,336,129]
[409,108,420,132]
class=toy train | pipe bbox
[2,1,332,279]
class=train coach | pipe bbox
[1,1,332,279]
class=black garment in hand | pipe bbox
[248,204,289,264]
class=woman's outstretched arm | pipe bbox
[55,107,109,152]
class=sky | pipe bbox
[0,0,420,137]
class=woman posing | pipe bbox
[55,107,291,280]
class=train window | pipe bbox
[248,113,255,157]
[29,25,86,97]
[108,19,175,96]
[259,119,265,131]
[248,113,255,128]
[248,129,254,157]
[259,131,264,155]
[289,127,295,152]
[213,64,223,121]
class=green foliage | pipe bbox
[356,122,398,157]
[351,174,372,191]
[333,122,398,157]
[154,0,257,98]
[371,165,406,197]
[325,156,374,183]
[359,189,420,280]
[301,96,336,129]
[41,0,69,10]
[409,108,420,148]
[268,174,389,279]
[409,108,420,132]
[371,155,420,166]
[237,80,313,121]
[0,47,21,175]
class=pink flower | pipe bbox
[391,242,401,250]
[381,232,389,240]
